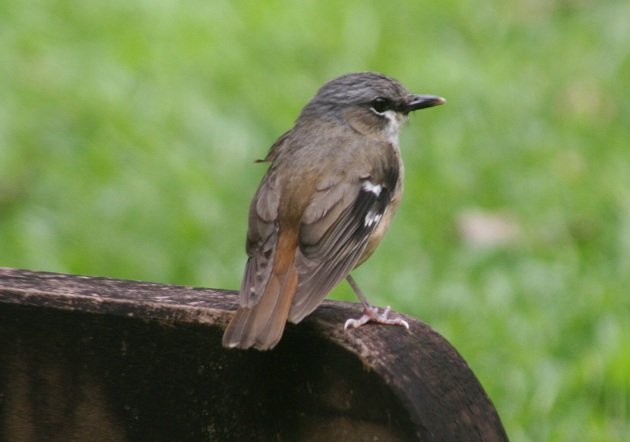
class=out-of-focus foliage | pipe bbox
[1,1,629,440]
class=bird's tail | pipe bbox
[222,232,298,350]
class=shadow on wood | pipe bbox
[0,267,508,441]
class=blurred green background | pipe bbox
[1,0,629,439]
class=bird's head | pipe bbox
[297,72,445,143]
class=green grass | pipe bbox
[1,0,629,439]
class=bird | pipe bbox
[222,72,445,350]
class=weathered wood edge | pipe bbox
[0,266,508,441]
[0,267,234,327]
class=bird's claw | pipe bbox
[344,305,410,330]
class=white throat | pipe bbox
[374,109,405,146]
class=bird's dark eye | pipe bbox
[370,97,391,114]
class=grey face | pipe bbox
[299,72,409,119]
[298,72,445,126]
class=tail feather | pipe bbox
[222,231,298,350]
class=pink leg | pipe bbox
[343,275,410,330]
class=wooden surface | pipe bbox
[0,267,508,441]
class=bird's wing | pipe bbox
[223,166,301,350]
[239,169,280,307]
[288,165,399,323]
[236,130,293,307]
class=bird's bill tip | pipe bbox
[404,94,446,112]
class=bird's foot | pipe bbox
[344,305,410,330]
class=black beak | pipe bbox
[403,94,446,113]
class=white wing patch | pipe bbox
[361,180,385,227]
[361,181,382,196]
[364,209,383,227]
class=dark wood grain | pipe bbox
[0,267,508,441]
